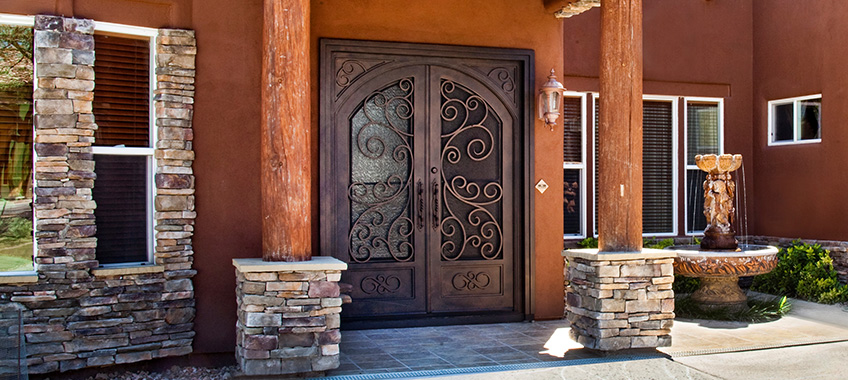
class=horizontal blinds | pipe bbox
[642,101,673,234]
[563,97,582,163]
[92,154,148,264]
[93,34,150,147]
[594,99,674,235]
[686,102,719,166]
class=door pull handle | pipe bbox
[416,179,424,230]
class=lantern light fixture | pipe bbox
[538,69,566,130]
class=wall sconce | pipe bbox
[538,69,566,130]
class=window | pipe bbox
[562,92,586,238]
[91,25,157,265]
[684,98,722,234]
[0,16,34,274]
[768,94,821,145]
[592,95,678,236]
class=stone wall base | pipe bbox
[233,257,347,376]
[563,249,676,351]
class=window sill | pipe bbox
[0,274,38,284]
[92,264,164,276]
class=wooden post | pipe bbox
[260,0,311,261]
[597,0,643,252]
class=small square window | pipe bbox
[769,95,821,145]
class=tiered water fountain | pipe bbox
[672,154,778,310]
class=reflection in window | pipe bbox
[685,100,721,234]
[0,24,33,272]
[769,95,821,144]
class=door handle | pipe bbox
[416,179,424,230]
[432,178,440,230]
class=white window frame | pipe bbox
[591,94,679,238]
[90,22,158,267]
[0,14,36,276]
[683,97,724,236]
[562,91,587,239]
[767,94,822,146]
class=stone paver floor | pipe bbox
[329,320,592,376]
[328,297,848,377]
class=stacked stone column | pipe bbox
[563,249,676,351]
[33,15,98,284]
[233,257,347,376]
[153,29,197,276]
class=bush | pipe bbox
[752,241,848,304]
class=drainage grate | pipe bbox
[664,338,848,358]
[316,354,664,380]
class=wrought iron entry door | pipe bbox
[321,40,529,322]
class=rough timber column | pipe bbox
[598,0,643,252]
[261,0,311,261]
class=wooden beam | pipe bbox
[261,0,311,261]
[597,0,643,252]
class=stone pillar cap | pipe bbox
[562,248,677,261]
[233,256,348,272]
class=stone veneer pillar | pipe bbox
[562,249,676,351]
[233,257,347,376]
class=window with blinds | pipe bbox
[594,98,675,235]
[92,34,150,147]
[685,100,721,234]
[0,24,34,273]
[92,32,154,265]
[563,95,584,237]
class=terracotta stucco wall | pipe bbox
[311,0,566,321]
[752,0,848,241]
[3,0,568,354]
[561,1,755,238]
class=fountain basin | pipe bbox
[668,244,778,309]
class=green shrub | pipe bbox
[673,275,700,294]
[577,237,598,248]
[643,237,675,249]
[752,241,848,304]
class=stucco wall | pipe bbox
[561,1,755,238]
[751,0,848,241]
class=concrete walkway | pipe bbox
[324,296,848,380]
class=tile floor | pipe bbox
[328,320,601,376]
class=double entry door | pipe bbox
[320,40,530,324]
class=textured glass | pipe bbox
[0,25,34,272]
[686,169,708,233]
[440,80,503,261]
[798,99,821,140]
[93,155,149,264]
[563,169,581,235]
[686,102,719,165]
[773,103,793,141]
[348,79,414,262]
[563,97,582,163]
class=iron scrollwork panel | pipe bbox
[348,78,416,263]
[438,79,504,261]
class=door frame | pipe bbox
[319,39,535,326]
